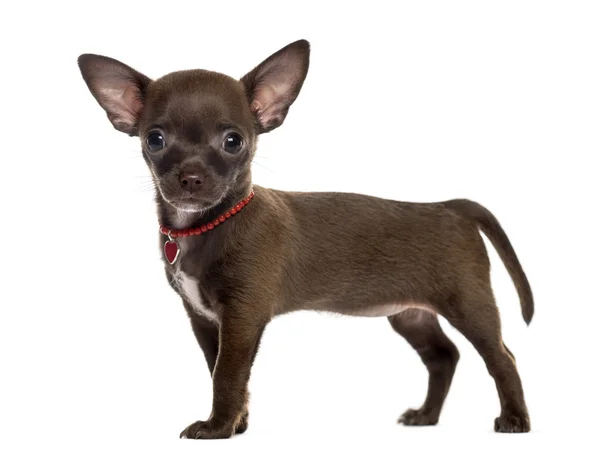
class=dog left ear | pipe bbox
[241,39,310,133]
[78,54,151,136]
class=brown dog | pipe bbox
[77,39,533,438]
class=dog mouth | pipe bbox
[160,188,229,214]
[171,199,210,213]
[162,194,210,213]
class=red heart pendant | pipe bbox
[164,240,180,264]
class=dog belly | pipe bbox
[332,301,437,318]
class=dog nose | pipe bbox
[179,171,204,192]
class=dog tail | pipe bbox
[444,199,534,325]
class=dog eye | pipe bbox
[146,132,166,152]
[222,133,243,154]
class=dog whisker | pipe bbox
[252,161,276,173]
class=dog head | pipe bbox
[78,40,310,213]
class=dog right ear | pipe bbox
[77,54,151,136]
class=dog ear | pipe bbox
[241,39,310,133]
[77,54,151,136]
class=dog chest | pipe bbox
[172,269,219,324]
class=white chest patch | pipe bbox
[173,270,219,324]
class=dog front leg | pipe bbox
[180,309,268,440]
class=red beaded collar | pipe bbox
[159,190,254,264]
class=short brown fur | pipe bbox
[78,39,533,438]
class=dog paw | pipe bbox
[235,412,249,434]
[398,408,439,426]
[180,419,234,440]
[494,413,530,433]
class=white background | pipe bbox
[1,1,599,451]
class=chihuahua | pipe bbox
[77,39,533,438]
